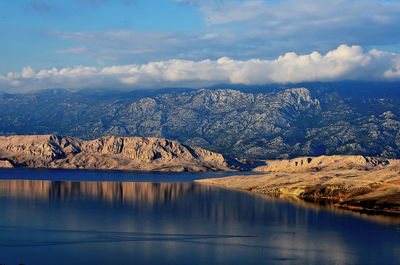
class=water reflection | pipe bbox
[0,179,400,265]
[0,180,302,225]
[0,180,196,205]
[252,192,400,225]
[1,179,399,225]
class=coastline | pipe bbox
[197,177,400,216]
[197,155,400,216]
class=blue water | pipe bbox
[0,169,399,265]
[0,168,253,182]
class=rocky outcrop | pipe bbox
[254,155,390,172]
[198,155,400,215]
[0,135,242,172]
[0,159,13,168]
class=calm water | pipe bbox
[0,169,399,265]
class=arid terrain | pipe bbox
[0,134,241,172]
[198,155,400,215]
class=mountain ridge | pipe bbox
[0,134,242,172]
[1,82,400,159]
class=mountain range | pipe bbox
[1,81,400,160]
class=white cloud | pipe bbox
[1,44,400,92]
[21,66,35,78]
[196,0,400,27]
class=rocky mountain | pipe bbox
[0,135,241,172]
[0,81,400,159]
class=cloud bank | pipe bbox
[1,45,400,92]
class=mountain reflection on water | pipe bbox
[0,180,196,205]
[0,178,400,265]
[0,180,290,224]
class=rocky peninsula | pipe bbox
[198,155,400,215]
[0,135,241,172]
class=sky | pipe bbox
[1,0,400,92]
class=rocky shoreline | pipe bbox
[197,155,400,216]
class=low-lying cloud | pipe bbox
[1,45,400,92]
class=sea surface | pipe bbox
[0,168,399,265]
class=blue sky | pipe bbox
[1,0,400,91]
[0,0,204,72]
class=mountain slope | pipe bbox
[0,135,241,172]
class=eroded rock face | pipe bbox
[254,155,390,172]
[0,160,13,168]
[0,135,241,172]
